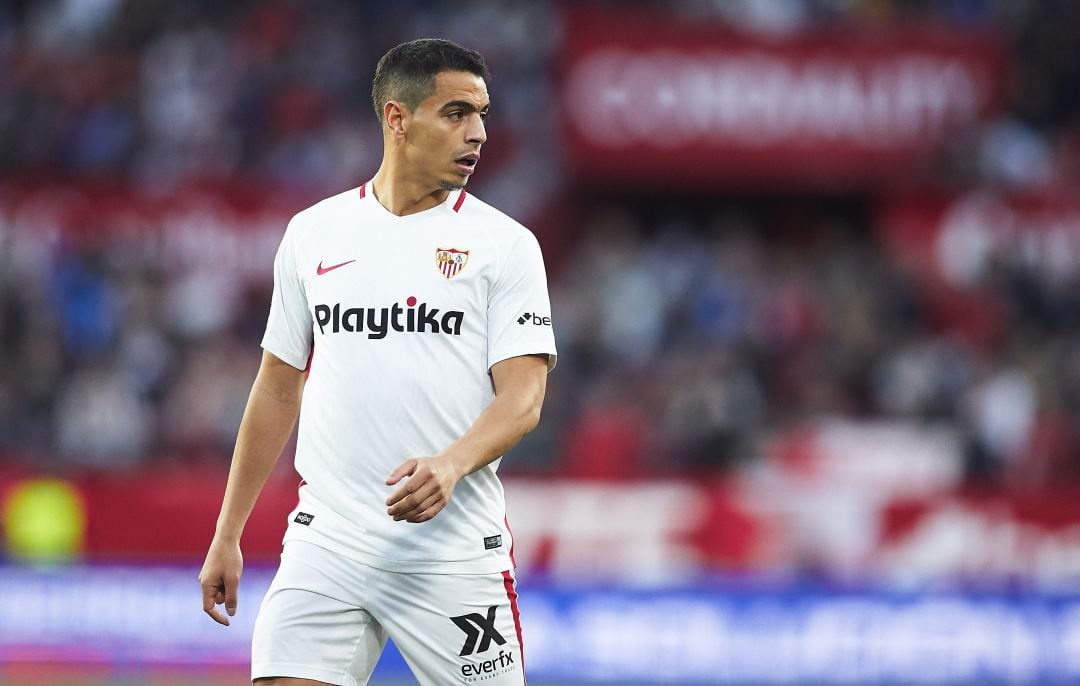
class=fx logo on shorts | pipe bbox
[450,605,506,656]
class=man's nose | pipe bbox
[466,115,487,146]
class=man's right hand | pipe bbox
[199,538,243,626]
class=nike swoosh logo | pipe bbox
[317,259,356,276]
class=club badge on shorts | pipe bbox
[436,247,469,279]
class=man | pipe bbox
[199,38,556,686]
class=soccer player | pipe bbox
[198,38,556,686]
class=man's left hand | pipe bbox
[385,456,462,523]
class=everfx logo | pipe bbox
[450,605,506,656]
[461,649,515,679]
[517,312,551,326]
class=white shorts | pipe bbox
[251,540,526,686]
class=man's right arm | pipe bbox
[198,350,306,626]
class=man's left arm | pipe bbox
[385,353,549,523]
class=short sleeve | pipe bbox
[487,232,558,371]
[261,218,313,370]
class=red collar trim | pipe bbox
[360,182,464,212]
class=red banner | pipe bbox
[558,10,1004,188]
[878,491,1080,586]
[0,180,305,284]
[4,460,1080,588]
[880,190,1080,287]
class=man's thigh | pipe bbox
[369,567,526,686]
[252,542,388,686]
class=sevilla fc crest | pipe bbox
[436,247,469,279]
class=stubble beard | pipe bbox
[439,180,464,191]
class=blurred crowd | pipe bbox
[541,201,1080,487]
[0,0,559,216]
[5,1,1080,196]
[1,0,1079,485]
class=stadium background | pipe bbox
[1,0,1079,684]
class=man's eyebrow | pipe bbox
[439,100,491,112]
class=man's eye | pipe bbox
[448,111,463,121]
[480,111,489,120]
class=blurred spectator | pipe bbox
[161,339,257,457]
[661,347,765,471]
[55,359,151,467]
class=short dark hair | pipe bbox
[371,38,490,126]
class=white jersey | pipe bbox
[261,182,557,574]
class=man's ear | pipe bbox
[384,101,408,139]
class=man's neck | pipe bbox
[370,164,452,217]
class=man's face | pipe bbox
[402,71,489,191]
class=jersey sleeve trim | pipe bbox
[488,345,557,373]
[261,335,311,371]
